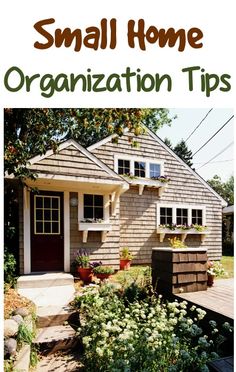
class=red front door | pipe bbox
[31,191,64,272]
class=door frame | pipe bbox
[23,187,70,274]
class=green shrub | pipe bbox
[4,248,16,285]
[75,283,233,371]
[93,265,115,275]
[17,323,35,348]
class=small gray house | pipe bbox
[14,127,226,274]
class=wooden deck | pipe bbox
[176,278,234,321]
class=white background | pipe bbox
[0,0,235,107]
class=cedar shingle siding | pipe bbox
[18,131,223,274]
[91,132,222,262]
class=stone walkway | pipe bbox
[35,350,83,371]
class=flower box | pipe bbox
[152,247,208,295]
[78,222,112,243]
[122,176,169,196]
[156,227,209,243]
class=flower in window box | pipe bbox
[151,175,170,183]
[192,224,208,232]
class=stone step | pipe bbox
[17,285,75,307]
[36,305,78,328]
[17,273,74,289]
[33,325,77,354]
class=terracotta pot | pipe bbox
[77,267,93,283]
[95,273,111,280]
[207,274,215,287]
[120,259,131,270]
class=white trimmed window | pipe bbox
[84,194,104,220]
[134,161,146,178]
[150,163,161,178]
[118,159,130,175]
[157,204,206,226]
[114,154,164,178]
[160,207,173,225]
[78,193,110,222]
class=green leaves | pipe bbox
[4,108,172,179]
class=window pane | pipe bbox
[192,217,197,224]
[52,210,59,221]
[52,198,59,209]
[36,210,43,220]
[150,163,160,178]
[160,207,166,216]
[177,208,181,216]
[160,207,172,225]
[176,208,188,224]
[198,217,203,225]
[44,197,51,208]
[167,208,172,216]
[160,216,166,224]
[36,222,43,233]
[167,217,172,224]
[118,159,130,175]
[84,194,93,206]
[94,207,103,219]
[176,217,181,225]
[44,209,51,221]
[36,197,43,208]
[134,161,146,178]
[44,222,51,233]
[192,209,203,225]
[182,216,188,224]
[52,222,59,233]
[183,209,188,216]
[94,195,103,206]
[84,206,93,219]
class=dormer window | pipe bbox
[114,155,168,196]
[150,163,161,178]
[118,159,130,175]
[134,161,146,178]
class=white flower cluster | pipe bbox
[73,283,231,371]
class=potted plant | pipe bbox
[207,260,227,287]
[73,250,93,283]
[93,265,115,280]
[120,247,133,270]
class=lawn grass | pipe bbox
[111,265,150,286]
[220,255,234,278]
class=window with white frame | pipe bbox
[118,159,130,175]
[115,155,163,179]
[160,207,173,224]
[192,209,203,225]
[84,194,104,220]
[157,204,206,226]
[134,161,146,177]
[176,208,188,225]
[150,163,161,178]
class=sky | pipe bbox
[157,108,234,182]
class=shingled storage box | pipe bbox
[152,248,208,295]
